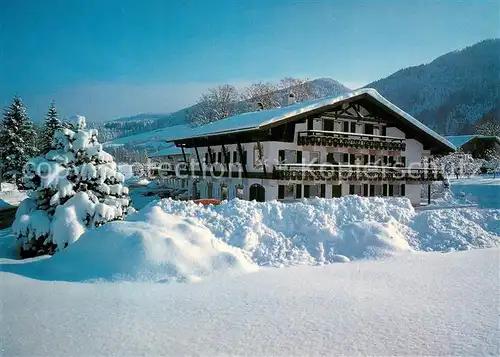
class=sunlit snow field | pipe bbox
[1,176,499,356]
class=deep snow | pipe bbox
[1,248,498,356]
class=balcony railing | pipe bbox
[273,163,443,182]
[297,130,406,151]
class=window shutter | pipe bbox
[242,151,247,165]
[233,151,237,163]
[304,185,310,198]
[295,184,302,198]
[388,184,394,196]
[205,153,208,163]
[363,155,369,165]
[343,121,349,132]
[349,185,355,195]
[383,184,388,196]
[296,151,302,164]
[401,184,405,197]
[383,156,388,165]
[225,152,230,163]
[278,150,285,162]
[401,156,406,166]
[320,184,326,198]
[307,119,313,130]
[369,185,375,197]
[370,155,375,164]
[278,185,285,199]
[217,152,222,163]
[350,122,356,133]
[389,156,394,165]
[343,153,349,164]
[350,154,355,165]
[363,184,369,196]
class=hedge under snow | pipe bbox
[13,115,132,257]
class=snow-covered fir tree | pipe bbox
[0,96,38,186]
[41,102,63,154]
[13,115,132,258]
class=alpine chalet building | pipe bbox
[168,89,455,205]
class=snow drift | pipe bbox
[153,196,500,266]
[3,205,256,282]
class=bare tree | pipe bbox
[187,84,239,126]
[278,77,315,103]
[240,82,280,110]
[476,120,500,137]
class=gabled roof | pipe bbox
[168,88,456,152]
[445,135,500,148]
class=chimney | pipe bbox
[285,92,296,106]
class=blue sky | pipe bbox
[0,0,498,122]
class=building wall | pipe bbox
[172,110,435,205]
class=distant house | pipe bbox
[445,135,500,158]
[166,88,455,205]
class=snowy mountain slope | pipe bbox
[367,39,500,135]
[1,248,498,356]
[100,78,351,144]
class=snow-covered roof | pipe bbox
[168,88,456,151]
[148,145,184,158]
[445,135,500,148]
[104,124,193,148]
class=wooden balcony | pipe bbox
[273,164,444,182]
[297,130,406,151]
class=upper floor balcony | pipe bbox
[273,163,444,182]
[297,130,406,151]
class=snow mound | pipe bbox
[153,196,500,266]
[153,196,415,266]
[4,205,257,282]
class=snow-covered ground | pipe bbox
[1,176,499,356]
[450,175,500,208]
[1,248,498,356]
[0,183,28,210]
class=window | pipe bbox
[332,184,341,198]
[221,183,228,200]
[278,184,295,199]
[343,153,349,164]
[373,184,382,196]
[350,122,357,133]
[323,119,334,131]
[381,126,387,136]
[392,184,401,196]
[233,151,238,163]
[217,152,222,163]
[235,184,244,199]
[349,184,362,195]
[343,121,349,132]
[365,123,374,135]
[309,184,321,198]
[307,118,314,130]
[284,149,297,163]
[310,151,320,164]
[253,143,264,167]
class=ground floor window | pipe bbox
[349,184,362,195]
[304,184,325,198]
[221,183,228,200]
[235,184,244,199]
[388,184,405,197]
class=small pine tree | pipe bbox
[41,102,63,154]
[13,115,132,258]
[0,96,39,186]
